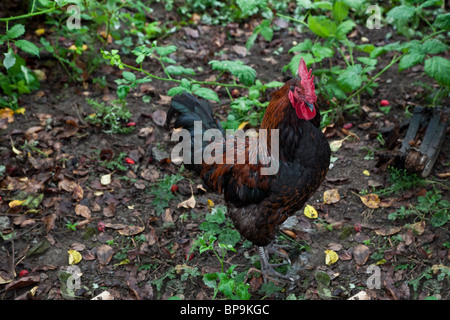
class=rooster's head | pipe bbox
[288,58,317,121]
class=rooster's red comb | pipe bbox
[298,58,317,103]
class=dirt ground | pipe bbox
[0,4,449,301]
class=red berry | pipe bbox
[126,122,136,127]
[125,157,135,164]
[97,221,106,232]
[170,185,178,193]
[19,270,29,277]
[343,122,353,129]
[354,223,362,232]
[380,100,390,106]
[185,252,194,261]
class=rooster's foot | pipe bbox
[258,246,298,282]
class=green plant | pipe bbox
[198,205,241,247]
[388,190,450,228]
[65,220,79,231]
[197,235,251,300]
[85,98,134,134]
[375,167,425,197]
[149,173,184,215]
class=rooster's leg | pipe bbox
[258,246,296,282]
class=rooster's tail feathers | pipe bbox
[167,93,222,133]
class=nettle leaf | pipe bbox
[421,38,448,55]
[167,86,190,96]
[259,20,273,41]
[209,60,256,86]
[7,24,25,39]
[337,64,362,93]
[399,52,425,71]
[333,0,349,23]
[236,0,260,16]
[433,13,450,30]
[424,56,450,86]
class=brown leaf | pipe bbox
[140,168,159,182]
[339,250,352,261]
[4,275,40,292]
[74,204,91,218]
[184,27,199,38]
[353,244,370,265]
[118,225,145,236]
[162,208,173,223]
[96,244,114,266]
[103,203,116,217]
[411,221,425,235]
[374,226,402,236]
[72,184,84,201]
[152,109,166,126]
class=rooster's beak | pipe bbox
[306,102,314,112]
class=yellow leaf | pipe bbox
[68,249,82,265]
[68,44,78,51]
[237,121,248,130]
[14,108,25,115]
[363,170,370,176]
[324,249,339,266]
[82,44,88,51]
[207,199,214,207]
[35,28,45,36]
[0,108,14,122]
[9,199,25,208]
[304,204,318,219]
[359,193,380,209]
[323,189,340,204]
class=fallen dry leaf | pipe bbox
[358,193,380,209]
[118,225,145,236]
[411,221,426,235]
[323,189,340,204]
[96,244,114,266]
[74,204,91,218]
[374,226,402,236]
[152,109,167,126]
[353,244,370,265]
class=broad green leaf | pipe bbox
[209,60,256,86]
[121,71,136,82]
[264,81,284,88]
[259,20,273,41]
[421,38,448,55]
[7,24,25,39]
[155,45,177,56]
[337,64,362,93]
[284,53,314,76]
[342,0,365,9]
[424,56,450,86]
[3,51,16,70]
[399,52,425,71]
[236,0,259,16]
[117,85,130,99]
[336,20,356,39]
[166,65,195,76]
[15,40,40,57]
[193,87,220,102]
[333,0,349,23]
[433,13,450,30]
[386,5,415,21]
[288,39,313,53]
[419,0,443,9]
[167,86,190,96]
[308,16,336,38]
[357,57,377,66]
[311,43,334,60]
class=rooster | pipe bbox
[167,58,331,280]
